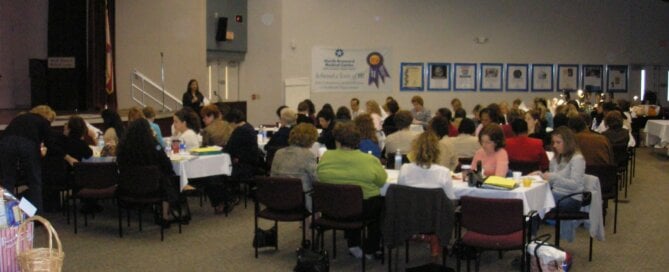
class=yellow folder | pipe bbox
[483,176,517,189]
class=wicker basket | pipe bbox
[16,216,64,272]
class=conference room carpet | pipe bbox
[30,147,669,271]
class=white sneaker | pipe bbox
[348,247,363,259]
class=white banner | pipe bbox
[312,47,391,92]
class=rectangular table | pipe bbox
[645,120,669,147]
[82,153,232,191]
[169,153,232,190]
[382,169,556,217]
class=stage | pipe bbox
[0,109,176,137]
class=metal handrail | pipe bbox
[130,69,182,111]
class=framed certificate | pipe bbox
[557,64,579,91]
[427,63,451,91]
[506,64,528,91]
[606,65,628,92]
[479,63,503,91]
[531,64,554,92]
[400,62,424,91]
[453,63,477,91]
[582,64,604,93]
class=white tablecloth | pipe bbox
[170,153,232,190]
[645,120,669,147]
[381,170,555,217]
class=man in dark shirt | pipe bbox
[0,106,78,212]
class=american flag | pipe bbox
[105,0,114,95]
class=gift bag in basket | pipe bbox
[526,234,571,272]
[16,216,64,272]
[0,221,34,272]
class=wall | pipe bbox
[115,0,207,110]
[279,0,644,119]
[0,0,48,109]
[114,0,669,126]
[239,0,283,125]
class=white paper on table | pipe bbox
[19,197,37,217]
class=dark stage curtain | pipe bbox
[86,0,117,111]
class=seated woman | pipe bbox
[398,131,455,257]
[428,116,458,171]
[271,123,319,212]
[317,122,387,259]
[530,126,586,235]
[410,95,432,127]
[601,111,631,166]
[335,106,352,121]
[43,115,94,212]
[264,108,297,168]
[217,109,261,214]
[382,99,400,136]
[317,109,337,150]
[172,108,202,150]
[101,109,125,156]
[61,115,94,162]
[200,104,234,147]
[143,106,166,148]
[525,109,549,149]
[471,123,509,177]
[384,110,420,162]
[116,119,179,225]
[435,107,458,137]
[354,113,382,158]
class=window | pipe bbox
[640,69,646,101]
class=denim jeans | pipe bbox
[531,192,582,236]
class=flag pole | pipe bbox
[160,52,166,112]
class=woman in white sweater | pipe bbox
[172,108,202,150]
[398,130,455,257]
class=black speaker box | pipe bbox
[215,17,228,42]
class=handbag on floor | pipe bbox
[293,246,328,272]
[527,234,571,272]
[252,226,277,248]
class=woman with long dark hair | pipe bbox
[182,79,205,114]
[117,119,179,224]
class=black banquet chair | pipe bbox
[117,165,181,241]
[253,176,310,258]
[70,162,118,234]
[311,182,373,271]
[383,184,455,271]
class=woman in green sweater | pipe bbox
[317,122,387,259]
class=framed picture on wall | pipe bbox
[506,64,528,91]
[531,64,554,92]
[606,65,628,92]
[427,63,451,91]
[453,63,477,91]
[582,64,604,93]
[400,62,424,91]
[479,63,503,91]
[557,64,579,91]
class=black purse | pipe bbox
[252,226,277,248]
[293,247,329,272]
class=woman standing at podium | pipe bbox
[182,79,204,115]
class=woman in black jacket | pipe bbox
[117,119,178,224]
[182,79,205,114]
